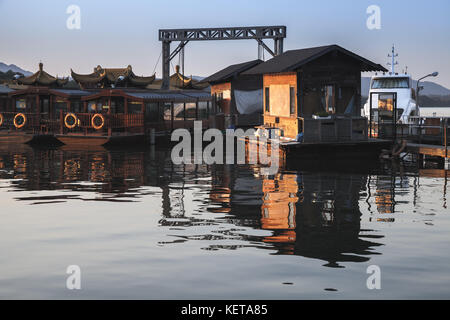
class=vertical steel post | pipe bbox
[162,41,171,90]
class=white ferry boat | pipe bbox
[362,46,418,124]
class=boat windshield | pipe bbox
[371,77,410,89]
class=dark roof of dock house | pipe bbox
[17,62,69,87]
[201,59,263,84]
[242,45,388,75]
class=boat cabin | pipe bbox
[1,63,212,145]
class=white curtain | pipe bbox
[234,89,263,115]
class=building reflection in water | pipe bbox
[217,168,385,267]
[1,144,447,267]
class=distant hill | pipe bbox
[0,62,32,76]
[362,77,450,97]
[418,95,450,108]
[0,70,25,82]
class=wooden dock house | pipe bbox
[201,60,263,129]
[242,45,388,142]
[240,45,391,159]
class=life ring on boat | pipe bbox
[64,113,78,129]
[14,113,27,129]
[91,113,105,130]
[0,113,3,127]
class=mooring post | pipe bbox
[150,128,156,145]
[445,118,448,159]
[444,118,449,170]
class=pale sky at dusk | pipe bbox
[0,0,449,88]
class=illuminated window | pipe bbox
[265,87,270,113]
[289,87,295,115]
[372,78,409,89]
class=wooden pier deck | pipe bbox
[279,139,392,160]
[406,143,449,159]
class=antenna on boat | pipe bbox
[387,44,399,74]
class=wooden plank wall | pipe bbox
[263,73,298,138]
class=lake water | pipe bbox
[0,143,449,299]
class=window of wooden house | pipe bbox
[41,98,49,114]
[185,102,196,120]
[215,92,223,113]
[163,103,172,121]
[289,87,295,116]
[128,101,143,114]
[145,102,160,122]
[71,101,82,113]
[100,99,109,113]
[54,99,67,115]
[265,87,270,113]
[173,103,185,121]
[198,101,209,119]
[15,99,27,111]
[88,101,97,113]
[321,85,335,114]
[111,98,124,114]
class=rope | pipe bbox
[152,51,162,75]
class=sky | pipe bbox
[0,0,449,88]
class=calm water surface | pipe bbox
[0,143,449,299]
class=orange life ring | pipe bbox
[91,113,105,130]
[0,113,3,127]
[64,113,78,129]
[14,113,27,129]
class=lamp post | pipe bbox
[415,71,439,116]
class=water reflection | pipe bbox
[0,143,448,269]
[209,166,385,267]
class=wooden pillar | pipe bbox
[36,95,40,113]
[60,109,64,134]
[162,41,171,90]
[196,101,199,120]
[141,100,145,135]
[108,97,112,136]
[49,96,53,119]
[124,98,128,114]
[83,101,87,113]
[355,71,362,117]
[67,100,71,113]
[35,94,40,133]
[297,71,303,118]
[171,102,174,131]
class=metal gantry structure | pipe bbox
[158,26,287,89]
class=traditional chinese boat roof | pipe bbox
[17,63,69,87]
[71,65,155,88]
[149,65,209,90]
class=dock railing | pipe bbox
[399,116,449,157]
[0,111,145,136]
[0,112,43,134]
[60,112,145,136]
